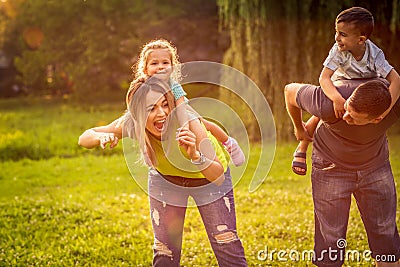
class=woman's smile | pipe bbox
[154,119,166,132]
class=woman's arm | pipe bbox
[176,119,225,185]
[78,117,123,149]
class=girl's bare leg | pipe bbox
[201,119,245,167]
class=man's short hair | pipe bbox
[336,7,374,38]
[348,80,391,119]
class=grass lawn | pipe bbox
[0,97,399,266]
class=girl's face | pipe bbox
[145,90,170,139]
[144,49,172,79]
[335,22,365,53]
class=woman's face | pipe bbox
[145,90,170,139]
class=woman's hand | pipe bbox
[176,127,199,160]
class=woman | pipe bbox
[78,77,247,266]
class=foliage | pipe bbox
[4,0,189,97]
[0,97,399,266]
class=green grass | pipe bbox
[0,97,399,266]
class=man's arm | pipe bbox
[284,83,312,141]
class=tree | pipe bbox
[8,0,188,97]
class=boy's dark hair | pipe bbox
[336,7,374,38]
[349,80,391,118]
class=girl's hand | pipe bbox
[99,133,119,149]
[176,127,198,160]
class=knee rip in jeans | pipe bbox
[223,197,231,212]
[152,209,160,226]
[215,226,238,244]
[153,238,173,258]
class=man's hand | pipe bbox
[294,121,313,142]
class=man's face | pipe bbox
[342,100,382,125]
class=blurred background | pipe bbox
[1,0,399,140]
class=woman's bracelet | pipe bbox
[191,152,206,165]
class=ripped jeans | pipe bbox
[148,168,247,267]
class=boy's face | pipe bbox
[335,22,365,52]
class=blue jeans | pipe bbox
[311,156,400,267]
[148,168,247,266]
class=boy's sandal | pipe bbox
[292,152,307,176]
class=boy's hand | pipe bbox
[333,96,346,118]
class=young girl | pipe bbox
[132,39,245,167]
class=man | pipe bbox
[284,78,400,267]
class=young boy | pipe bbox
[292,6,400,175]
